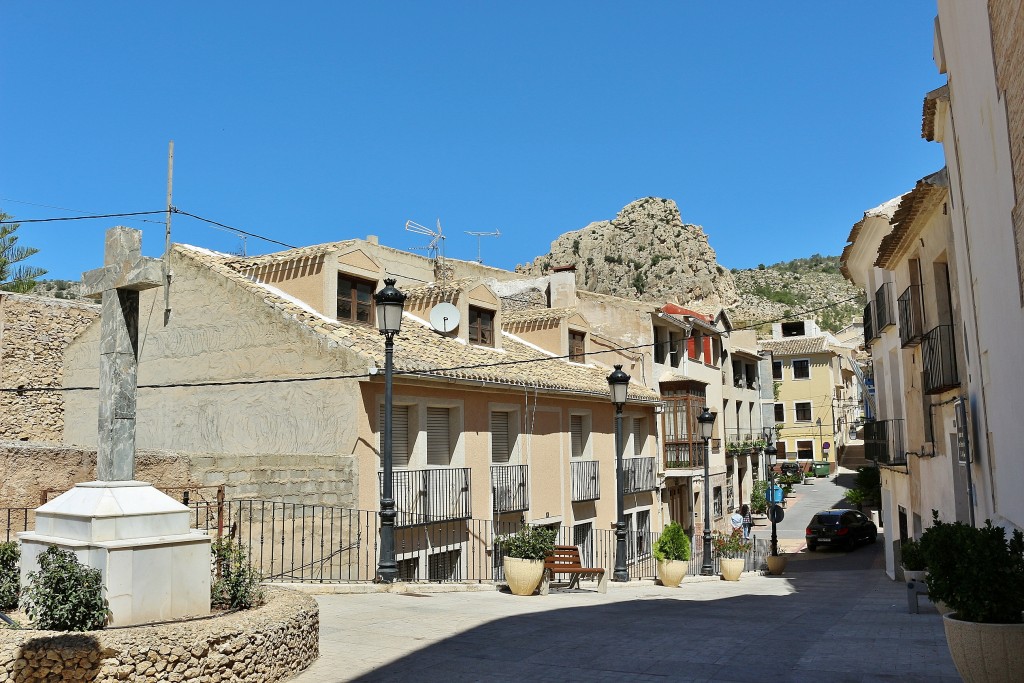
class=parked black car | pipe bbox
[805,509,877,551]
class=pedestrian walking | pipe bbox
[730,507,743,535]
[741,504,753,540]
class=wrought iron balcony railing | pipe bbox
[875,282,895,331]
[622,457,656,494]
[490,464,529,514]
[864,419,906,466]
[378,467,472,527]
[864,302,877,344]
[664,442,702,469]
[923,324,959,394]
[897,285,924,347]
[570,460,600,502]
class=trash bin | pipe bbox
[769,484,784,504]
[813,461,831,477]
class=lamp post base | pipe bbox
[701,529,714,576]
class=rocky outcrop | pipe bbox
[515,197,739,307]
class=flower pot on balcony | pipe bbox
[503,557,545,596]
[766,554,787,576]
[720,558,744,581]
[942,614,1024,682]
[657,559,688,588]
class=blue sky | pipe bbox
[2,2,945,282]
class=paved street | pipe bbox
[290,503,958,683]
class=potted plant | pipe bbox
[498,525,557,596]
[653,522,691,587]
[712,529,752,581]
[900,538,927,583]
[803,471,814,485]
[920,511,1024,682]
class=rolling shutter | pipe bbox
[570,415,584,458]
[632,418,644,456]
[378,404,410,468]
[427,407,451,466]
[491,411,510,463]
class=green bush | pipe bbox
[920,511,1024,623]
[211,537,265,610]
[751,480,768,515]
[900,538,926,571]
[712,529,752,559]
[498,525,557,561]
[653,522,691,562]
[0,541,18,610]
[21,546,108,631]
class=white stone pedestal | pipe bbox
[18,481,211,627]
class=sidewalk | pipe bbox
[289,552,958,682]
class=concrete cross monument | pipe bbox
[19,227,211,626]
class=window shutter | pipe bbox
[427,407,451,466]
[687,337,697,360]
[570,415,584,458]
[632,418,643,456]
[379,404,410,468]
[491,411,510,463]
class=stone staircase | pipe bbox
[839,439,872,469]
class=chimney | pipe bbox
[366,235,379,245]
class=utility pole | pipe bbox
[164,141,174,325]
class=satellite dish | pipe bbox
[429,302,460,333]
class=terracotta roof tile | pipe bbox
[758,336,830,356]
[502,307,576,325]
[875,169,948,269]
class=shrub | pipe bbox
[21,546,108,631]
[211,537,265,610]
[900,538,926,571]
[712,529,752,559]
[498,525,557,561]
[920,511,1024,623]
[653,522,691,562]
[750,480,768,515]
[0,541,18,610]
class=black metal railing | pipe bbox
[490,464,529,514]
[864,302,877,343]
[864,419,907,466]
[664,442,702,469]
[622,457,656,494]
[897,285,924,347]
[923,324,959,394]
[875,282,895,331]
[2,507,33,543]
[378,468,472,527]
[570,460,600,502]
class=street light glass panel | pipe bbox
[607,365,630,405]
[697,407,715,439]
[374,278,406,334]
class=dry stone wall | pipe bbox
[0,587,318,683]
[0,294,99,442]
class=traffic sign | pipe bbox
[768,505,785,523]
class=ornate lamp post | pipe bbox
[607,365,630,582]
[374,278,406,583]
[816,417,824,461]
[765,440,780,557]
[697,407,716,575]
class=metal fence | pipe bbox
[490,464,529,513]
[923,324,959,394]
[378,468,472,527]
[2,508,33,543]
[622,457,656,493]
[570,460,600,502]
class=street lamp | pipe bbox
[375,278,406,583]
[764,440,779,557]
[697,407,716,575]
[607,364,630,582]
[816,417,825,461]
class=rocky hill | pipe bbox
[28,279,85,300]
[515,197,739,308]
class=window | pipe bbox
[378,404,410,468]
[426,407,452,465]
[428,549,461,581]
[661,384,707,467]
[568,330,586,362]
[797,439,814,460]
[772,361,782,380]
[570,414,587,457]
[627,509,652,563]
[795,401,812,422]
[632,418,645,456]
[726,464,735,511]
[792,359,810,380]
[468,306,494,346]
[713,486,723,518]
[573,522,594,567]
[397,557,419,581]
[337,275,375,324]
[491,411,512,463]
[774,403,785,422]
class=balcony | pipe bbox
[875,282,895,331]
[570,460,600,502]
[864,419,906,466]
[622,457,657,494]
[923,324,959,394]
[864,303,877,344]
[663,442,702,469]
[378,468,471,527]
[897,285,924,347]
[490,464,529,514]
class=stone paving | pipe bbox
[289,544,959,683]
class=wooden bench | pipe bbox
[540,545,608,595]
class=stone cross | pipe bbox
[82,227,163,481]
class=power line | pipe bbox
[0,198,166,225]
[170,208,297,249]
[0,210,167,224]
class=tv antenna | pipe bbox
[464,229,501,264]
[406,219,446,261]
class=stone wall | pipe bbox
[0,441,358,509]
[0,587,318,682]
[0,293,99,442]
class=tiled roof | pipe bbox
[922,85,949,142]
[502,307,576,325]
[177,245,658,401]
[403,279,473,305]
[758,336,830,357]
[730,346,761,359]
[224,240,358,269]
[875,169,948,269]
[840,196,903,280]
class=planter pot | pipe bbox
[903,569,927,583]
[503,557,545,596]
[766,555,787,576]
[720,558,744,581]
[657,559,688,588]
[803,478,813,485]
[942,613,1024,682]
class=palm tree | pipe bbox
[0,212,47,293]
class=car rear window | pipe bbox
[813,514,841,525]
